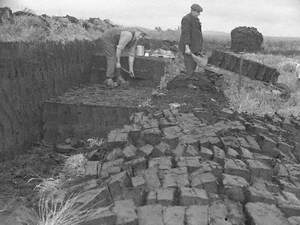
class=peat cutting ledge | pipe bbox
[2,38,300,225]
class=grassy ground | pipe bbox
[221,53,300,117]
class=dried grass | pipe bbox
[29,153,88,200]
[222,53,300,117]
[0,16,48,42]
[0,14,103,42]
[223,71,283,115]
[32,153,108,225]
[34,178,62,197]
[62,154,87,178]
[37,191,109,225]
[86,137,104,148]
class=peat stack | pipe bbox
[231,26,263,52]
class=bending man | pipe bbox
[101,28,146,87]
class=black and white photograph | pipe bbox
[0,0,300,224]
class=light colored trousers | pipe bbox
[102,39,117,78]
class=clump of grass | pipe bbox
[62,154,87,178]
[277,91,300,117]
[30,154,88,199]
[32,152,109,225]
[86,137,104,148]
[222,53,300,117]
[223,71,284,115]
[0,15,48,42]
[0,14,102,42]
[37,192,109,225]
[34,178,62,197]
[138,97,153,108]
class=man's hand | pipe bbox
[129,69,135,78]
[116,62,121,68]
[185,45,192,55]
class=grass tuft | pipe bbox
[34,178,62,197]
[62,154,87,178]
[37,192,109,225]
[222,53,300,117]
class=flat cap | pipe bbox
[191,4,203,12]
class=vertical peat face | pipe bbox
[0,40,98,157]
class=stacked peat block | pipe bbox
[90,53,168,86]
[231,26,263,53]
[51,105,300,225]
[207,50,280,83]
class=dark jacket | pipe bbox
[179,13,203,54]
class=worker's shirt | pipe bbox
[102,28,137,56]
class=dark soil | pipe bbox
[0,144,64,209]
[151,72,229,124]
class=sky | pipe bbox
[1,0,300,37]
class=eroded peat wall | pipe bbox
[0,40,99,157]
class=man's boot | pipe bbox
[104,78,118,88]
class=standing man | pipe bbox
[179,3,204,76]
[101,28,146,88]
